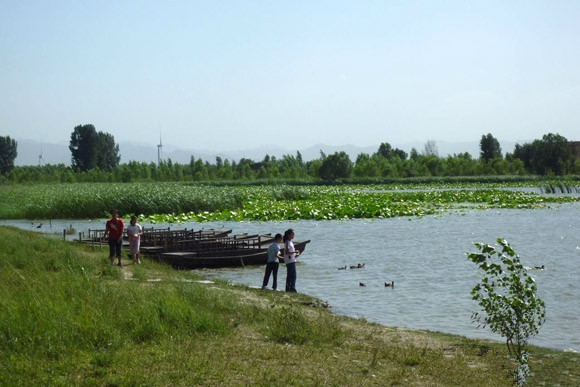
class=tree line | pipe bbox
[0,124,578,184]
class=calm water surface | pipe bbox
[202,205,580,352]
[4,203,579,351]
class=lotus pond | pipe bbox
[0,182,579,222]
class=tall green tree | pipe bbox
[69,124,120,171]
[392,148,408,160]
[96,132,121,171]
[353,153,379,177]
[318,151,352,180]
[296,151,304,167]
[375,142,408,160]
[376,142,393,158]
[409,148,420,161]
[0,136,18,175]
[513,133,572,175]
[479,133,502,162]
[70,124,98,171]
[532,133,572,175]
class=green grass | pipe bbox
[0,226,578,385]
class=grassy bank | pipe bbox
[0,227,577,386]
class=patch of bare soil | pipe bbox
[121,264,133,280]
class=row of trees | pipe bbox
[0,124,121,176]
[1,128,578,183]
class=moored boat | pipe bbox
[158,239,311,269]
[133,227,310,268]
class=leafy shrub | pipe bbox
[467,238,546,386]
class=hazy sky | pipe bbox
[1,1,579,153]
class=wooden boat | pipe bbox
[129,227,310,269]
[159,239,311,269]
[82,227,229,251]
[140,228,232,251]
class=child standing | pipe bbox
[262,233,283,290]
[283,228,300,292]
[126,215,143,264]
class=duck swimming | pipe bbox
[337,266,347,270]
[359,282,366,287]
[350,263,365,269]
[524,265,545,271]
[384,281,394,288]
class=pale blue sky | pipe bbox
[1,1,579,153]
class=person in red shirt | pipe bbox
[104,209,125,266]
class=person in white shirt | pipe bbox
[283,228,300,292]
[126,215,143,264]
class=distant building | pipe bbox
[569,141,580,159]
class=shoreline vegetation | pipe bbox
[0,178,579,221]
[1,226,578,385]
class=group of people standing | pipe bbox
[262,228,300,292]
[105,209,301,292]
[104,209,143,267]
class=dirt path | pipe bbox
[120,261,135,280]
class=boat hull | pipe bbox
[159,240,311,269]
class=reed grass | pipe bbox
[1,181,579,221]
[0,226,578,385]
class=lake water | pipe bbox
[4,202,579,352]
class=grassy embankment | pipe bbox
[0,227,578,386]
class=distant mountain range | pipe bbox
[14,138,519,167]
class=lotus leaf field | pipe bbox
[1,182,579,222]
